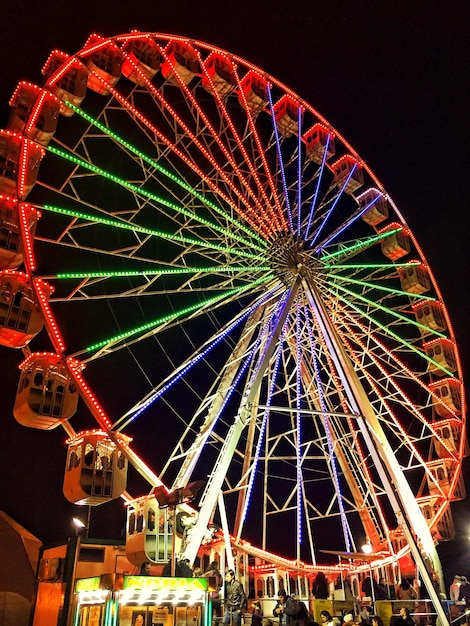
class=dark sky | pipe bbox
[0,0,468,584]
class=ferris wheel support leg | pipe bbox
[304,280,448,624]
[182,278,302,565]
[395,511,449,626]
[218,491,234,572]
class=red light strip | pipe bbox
[150,50,273,238]
[18,202,39,272]
[97,53,270,240]
[79,33,121,58]
[17,136,44,198]
[235,68,288,229]
[25,88,60,136]
[33,277,65,353]
[67,357,113,430]
[198,53,284,234]
[306,308,385,542]
[43,51,84,86]
[334,296,460,431]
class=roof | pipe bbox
[0,511,42,599]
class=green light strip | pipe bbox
[67,102,267,250]
[333,281,449,346]
[326,261,420,270]
[330,284,455,377]
[328,274,436,302]
[85,273,273,353]
[57,265,271,279]
[43,204,267,263]
[320,227,403,261]
[45,144,263,252]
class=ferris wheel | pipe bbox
[0,32,466,580]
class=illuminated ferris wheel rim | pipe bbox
[2,29,464,576]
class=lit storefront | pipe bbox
[73,575,211,626]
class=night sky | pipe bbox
[0,0,468,589]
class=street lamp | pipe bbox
[361,539,373,554]
[72,517,86,535]
[60,517,88,626]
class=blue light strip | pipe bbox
[66,101,265,248]
[239,309,290,527]
[296,107,303,237]
[296,299,303,547]
[304,133,331,241]
[115,288,278,429]
[314,193,381,253]
[201,294,293,437]
[305,310,352,552]
[267,85,293,231]
[310,163,357,248]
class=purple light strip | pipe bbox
[304,133,331,241]
[314,193,381,253]
[267,85,293,232]
[310,163,357,248]
[305,309,352,552]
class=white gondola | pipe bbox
[0,270,46,348]
[433,418,464,461]
[63,429,129,505]
[0,131,44,199]
[0,197,40,270]
[238,70,268,116]
[42,51,88,116]
[424,338,458,375]
[14,352,80,430]
[418,496,456,541]
[413,300,447,335]
[358,188,389,227]
[379,223,410,260]
[430,379,462,419]
[81,34,123,96]
[329,155,363,194]
[426,458,466,499]
[161,41,199,86]
[7,82,60,146]
[202,52,236,97]
[126,495,173,566]
[273,95,302,138]
[302,123,336,165]
[121,35,161,85]
[398,262,430,294]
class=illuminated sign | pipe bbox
[75,577,101,592]
[124,576,208,591]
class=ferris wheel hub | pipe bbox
[268,231,322,285]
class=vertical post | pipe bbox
[170,505,177,576]
[58,534,80,626]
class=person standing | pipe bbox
[223,569,247,626]
[204,561,224,624]
[273,590,298,626]
[251,600,264,626]
[394,607,415,626]
[396,579,417,612]
[449,575,462,602]
[179,558,193,577]
[375,578,388,601]
[459,576,470,606]
[312,572,329,599]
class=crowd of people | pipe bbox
[136,559,470,626]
